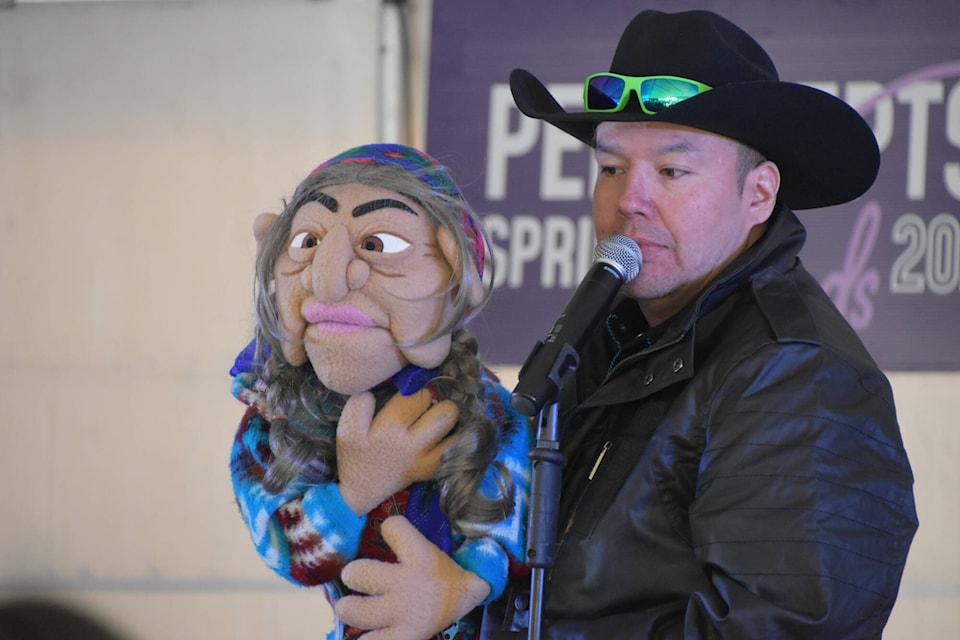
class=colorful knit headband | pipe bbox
[301,143,486,277]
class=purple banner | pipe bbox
[426,0,960,370]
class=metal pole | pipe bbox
[525,402,565,640]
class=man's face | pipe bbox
[272,183,456,395]
[592,121,777,325]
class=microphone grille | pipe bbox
[594,234,642,281]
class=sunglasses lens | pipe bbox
[586,75,626,111]
[640,78,704,112]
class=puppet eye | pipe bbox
[290,231,319,249]
[360,233,410,254]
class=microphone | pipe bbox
[511,234,642,416]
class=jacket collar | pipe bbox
[661,202,806,339]
[582,203,805,406]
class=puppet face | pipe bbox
[268,183,459,395]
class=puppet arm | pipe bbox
[337,379,533,637]
[230,403,366,586]
[337,389,459,516]
[453,380,532,603]
[337,516,492,640]
[230,373,462,587]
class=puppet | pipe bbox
[229,144,530,640]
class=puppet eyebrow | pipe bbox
[352,198,418,218]
[311,191,339,213]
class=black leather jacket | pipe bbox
[484,205,918,639]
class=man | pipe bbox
[478,8,918,639]
[331,9,918,640]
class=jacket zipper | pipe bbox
[554,439,615,573]
[587,441,613,480]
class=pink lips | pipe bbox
[304,303,376,334]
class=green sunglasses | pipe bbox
[584,73,712,114]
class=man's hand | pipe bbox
[335,516,491,640]
[337,389,458,516]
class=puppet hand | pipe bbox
[335,516,491,640]
[338,389,458,516]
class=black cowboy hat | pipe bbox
[510,9,879,210]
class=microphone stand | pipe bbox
[510,235,640,639]
[525,401,565,640]
[512,342,579,640]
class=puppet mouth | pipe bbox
[304,303,376,334]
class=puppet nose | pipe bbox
[307,226,371,301]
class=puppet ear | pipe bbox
[437,226,484,308]
[252,212,307,366]
[253,212,279,245]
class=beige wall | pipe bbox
[0,1,955,639]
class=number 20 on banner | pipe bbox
[891,212,960,294]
